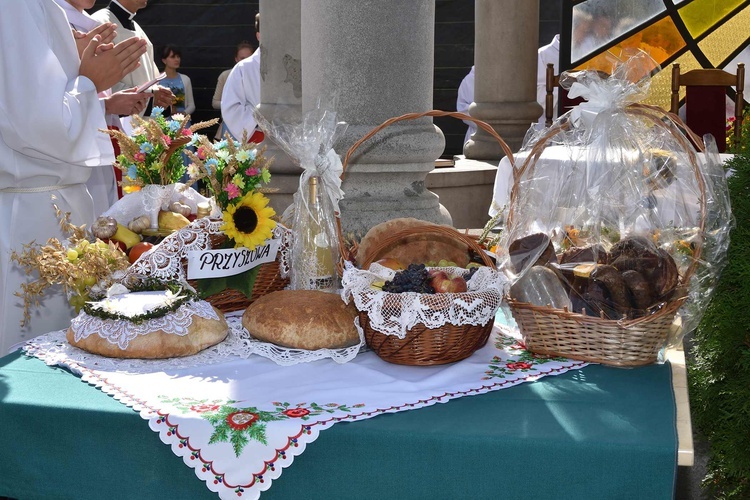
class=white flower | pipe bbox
[171,113,185,122]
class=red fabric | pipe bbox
[250,130,265,144]
[107,126,123,199]
[685,86,727,153]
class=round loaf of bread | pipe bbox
[356,218,470,268]
[242,290,360,350]
[67,305,229,359]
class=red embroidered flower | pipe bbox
[506,361,532,370]
[226,411,259,430]
[282,408,310,418]
[190,404,220,414]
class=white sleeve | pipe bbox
[0,2,112,167]
[221,62,259,139]
[181,74,196,115]
[456,71,474,129]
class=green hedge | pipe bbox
[689,145,750,497]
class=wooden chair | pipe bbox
[670,63,745,152]
[545,64,609,126]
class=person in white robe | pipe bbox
[54,0,148,216]
[221,13,264,143]
[456,66,476,149]
[91,0,174,126]
[0,0,146,353]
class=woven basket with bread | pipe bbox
[499,96,718,367]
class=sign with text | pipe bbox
[186,240,280,279]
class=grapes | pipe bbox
[382,263,435,294]
[464,266,479,282]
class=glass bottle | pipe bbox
[293,176,337,291]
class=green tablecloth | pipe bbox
[0,349,676,499]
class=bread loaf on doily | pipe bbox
[242,290,359,350]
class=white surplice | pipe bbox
[0,0,114,353]
[221,48,261,140]
[53,0,119,216]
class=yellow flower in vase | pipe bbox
[221,192,276,250]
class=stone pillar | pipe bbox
[301,0,450,238]
[464,0,542,159]
[258,0,302,216]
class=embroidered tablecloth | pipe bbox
[23,317,586,500]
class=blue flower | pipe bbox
[168,120,181,132]
[150,106,165,117]
[216,140,228,150]
[127,165,138,179]
[140,142,154,154]
[205,158,219,175]
[190,133,201,146]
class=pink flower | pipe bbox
[181,128,192,136]
[225,183,241,199]
[506,361,533,371]
[134,152,146,162]
[245,167,259,177]
[162,135,172,146]
[197,147,207,160]
[190,404,220,414]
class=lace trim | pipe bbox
[341,262,510,338]
[71,300,220,350]
[122,217,293,282]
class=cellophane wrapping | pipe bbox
[255,105,348,290]
[495,53,734,348]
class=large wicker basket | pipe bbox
[339,111,514,365]
[506,105,707,367]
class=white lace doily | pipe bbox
[341,262,510,338]
[71,299,221,350]
[122,217,293,282]
[25,313,364,373]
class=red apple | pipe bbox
[128,241,155,264]
[429,270,468,293]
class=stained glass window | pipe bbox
[561,0,750,112]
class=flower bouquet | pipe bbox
[178,133,289,306]
[11,205,130,326]
[105,107,217,191]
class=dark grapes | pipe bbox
[382,263,435,294]
[464,266,479,282]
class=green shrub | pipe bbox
[689,150,750,498]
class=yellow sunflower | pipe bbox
[221,192,276,249]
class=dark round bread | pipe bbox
[508,233,557,274]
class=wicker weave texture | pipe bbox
[361,313,493,366]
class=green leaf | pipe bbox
[225,266,260,300]
[230,430,250,457]
[196,276,229,300]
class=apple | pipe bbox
[373,257,405,271]
[128,241,155,264]
[429,270,468,293]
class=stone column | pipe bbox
[301,0,450,238]
[258,0,302,216]
[464,0,542,159]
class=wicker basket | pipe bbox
[336,111,514,366]
[356,223,499,365]
[187,219,291,313]
[506,105,707,367]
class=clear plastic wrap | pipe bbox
[255,104,348,290]
[497,53,734,351]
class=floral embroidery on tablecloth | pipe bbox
[159,396,365,456]
[483,336,570,379]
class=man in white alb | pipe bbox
[221,13,265,143]
[0,0,147,353]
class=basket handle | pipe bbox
[341,110,515,174]
[506,103,707,283]
[337,110,515,266]
[358,223,496,270]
